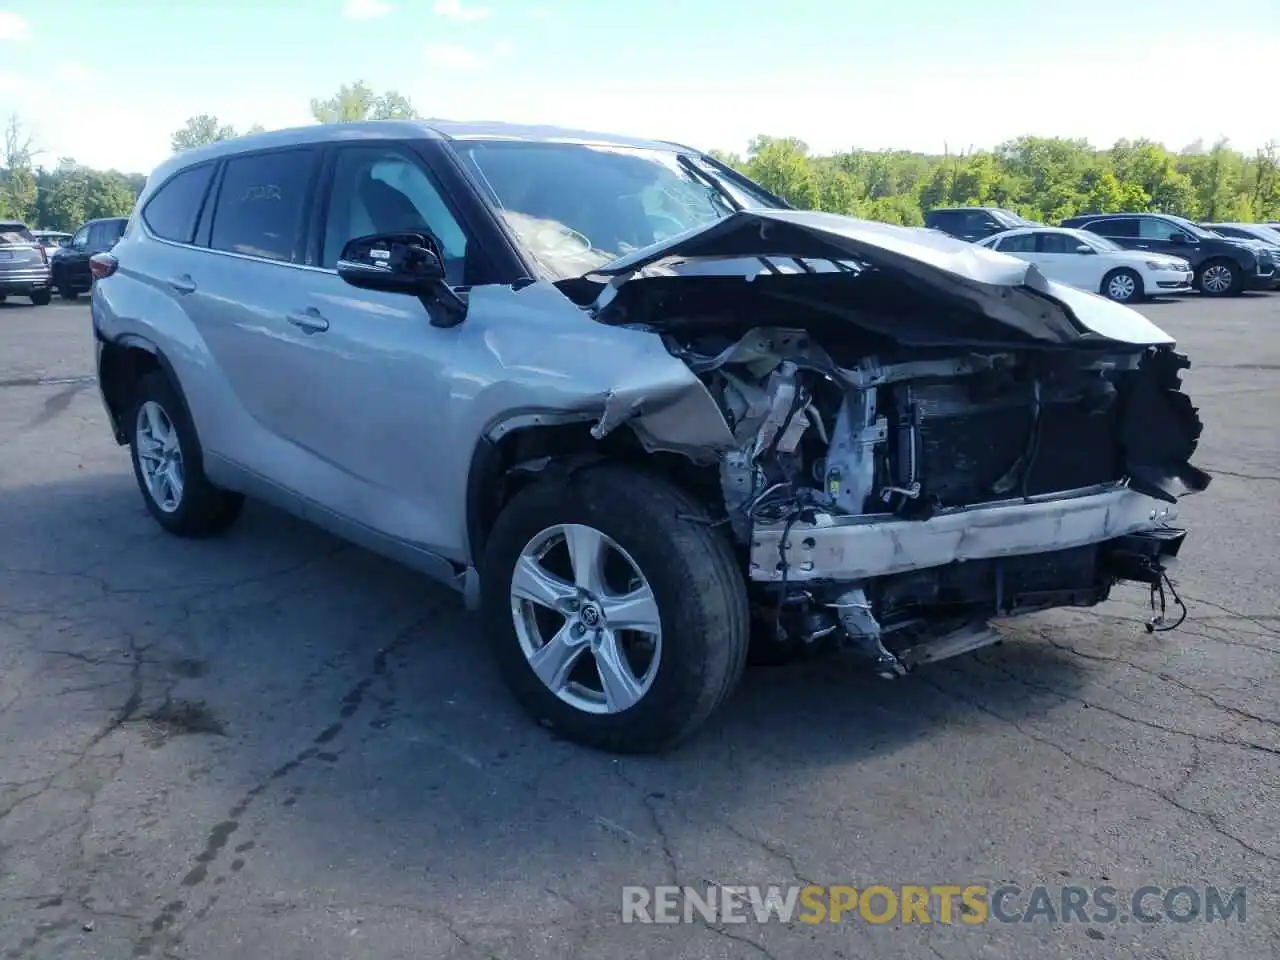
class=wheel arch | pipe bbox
[464,415,723,563]
[97,334,190,445]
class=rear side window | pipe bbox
[143,164,215,243]
[0,223,34,245]
[1086,217,1137,238]
[209,148,317,262]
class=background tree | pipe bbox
[1,115,38,223]
[171,114,239,153]
[310,81,418,122]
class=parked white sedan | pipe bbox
[977,226,1194,303]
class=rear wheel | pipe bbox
[1101,268,1143,303]
[1197,260,1241,297]
[30,290,51,306]
[128,371,243,537]
[482,464,749,753]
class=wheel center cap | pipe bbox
[580,604,601,627]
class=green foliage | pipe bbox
[309,81,418,123]
[170,114,238,153]
[720,132,1280,225]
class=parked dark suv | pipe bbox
[1060,213,1273,297]
[0,221,52,305]
[924,207,1037,242]
[51,217,129,300]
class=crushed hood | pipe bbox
[585,209,1174,348]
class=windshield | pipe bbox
[1166,215,1216,240]
[994,209,1035,227]
[451,140,766,279]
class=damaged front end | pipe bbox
[574,212,1212,673]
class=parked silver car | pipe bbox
[92,121,1211,752]
[0,221,52,305]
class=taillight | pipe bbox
[89,253,118,280]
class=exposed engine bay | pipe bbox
[662,325,1207,671]
[576,220,1213,673]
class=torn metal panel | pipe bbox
[748,486,1179,583]
[589,374,736,461]
[585,209,1176,347]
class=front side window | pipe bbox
[209,148,317,262]
[143,164,215,244]
[321,145,469,285]
[451,140,741,279]
[1138,217,1188,242]
[996,233,1035,253]
[1039,232,1090,254]
[71,226,90,250]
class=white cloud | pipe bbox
[424,43,484,70]
[0,11,31,41]
[343,0,393,20]
[494,39,513,57]
[433,0,490,22]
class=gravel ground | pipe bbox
[0,294,1276,960]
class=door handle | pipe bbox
[1135,244,1150,250]
[286,308,329,334]
[168,274,197,294]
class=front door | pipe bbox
[1034,231,1103,290]
[58,224,92,291]
[1135,216,1201,260]
[264,141,481,555]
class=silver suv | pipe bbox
[93,121,1211,753]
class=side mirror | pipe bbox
[1075,244,1096,254]
[1168,233,1188,244]
[336,232,466,328]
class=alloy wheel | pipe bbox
[1201,264,1234,295]
[136,400,185,513]
[1107,273,1137,301]
[510,523,662,715]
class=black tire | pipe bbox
[482,464,750,754]
[59,288,79,301]
[1100,267,1143,303]
[1196,259,1242,297]
[29,290,51,306]
[128,370,244,537]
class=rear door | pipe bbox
[177,145,323,474]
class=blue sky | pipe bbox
[1,0,1277,173]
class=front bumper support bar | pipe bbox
[749,485,1178,583]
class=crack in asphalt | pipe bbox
[919,674,1279,866]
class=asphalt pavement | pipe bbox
[0,294,1276,959]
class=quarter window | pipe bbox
[142,164,215,244]
[321,145,469,284]
[209,149,317,262]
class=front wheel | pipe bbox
[1197,260,1241,297]
[128,371,244,537]
[59,288,79,301]
[1101,268,1143,303]
[482,464,750,753]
